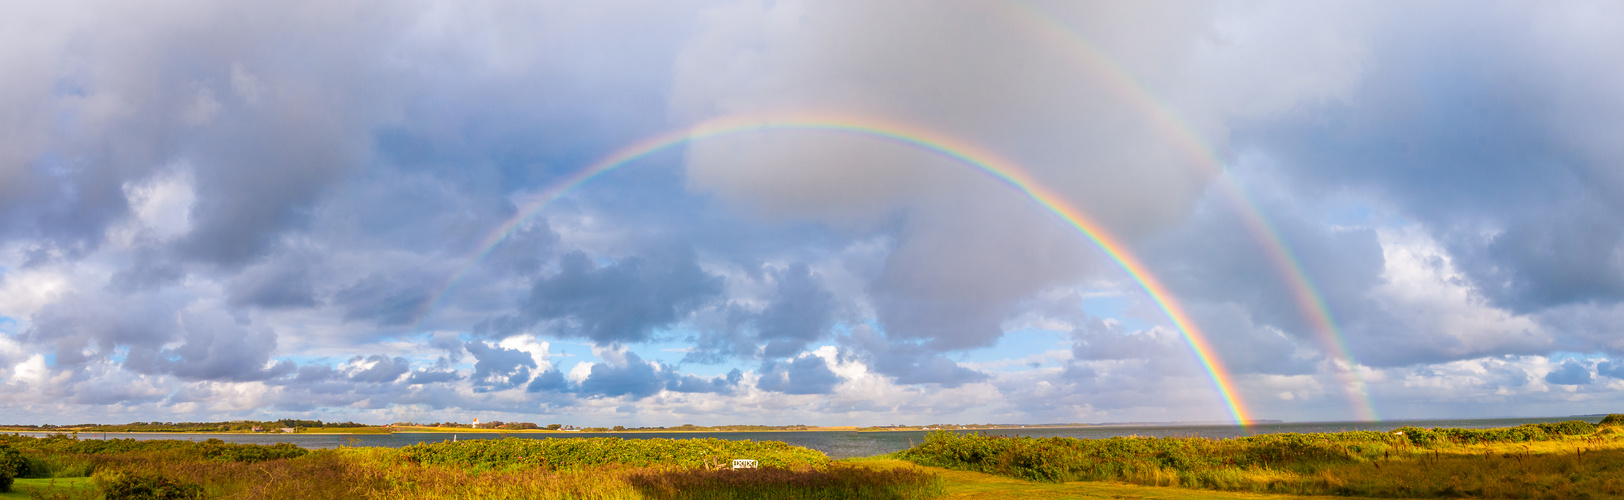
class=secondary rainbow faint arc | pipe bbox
[412,112,1254,425]
[1001,0,1379,421]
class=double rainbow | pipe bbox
[411,112,1255,425]
[1001,1,1379,421]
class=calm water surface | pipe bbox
[11,416,1605,460]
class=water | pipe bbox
[9,415,1606,460]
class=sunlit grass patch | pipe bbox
[0,477,96,499]
[895,416,1624,498]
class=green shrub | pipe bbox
[0,444,26,492]
[0,444,26,477]
[197,438,307,463]
[1392,422,1596,446]
[899,421,1604,485]
[22,453,97,478]
[399,437,829,473]
[1600,414,1624,427]
[99,471,205,500]
[2,435,307,464]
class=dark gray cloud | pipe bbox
[756,356,842,395]
[685,263,838,363]
[1545,360,1592,386]
[577,352,664,399]
[484,221,560,277]
[0,2,413,269]
[1070,316,1174,362]
[109,247,186,293]
[406,368,463,386]
[349,355,410,384]
[332,273,433,327]
[24,291,182,368]
[175,96,372,267]
[668,368,743,394]
[868,198,1094,352]
[0,159,135,257]
[757,264,837,357]
[1189,303,1317,376]
[139,310,288,382]
[572,352,741,398]
[429,333,467,362]
[1240,3,1624,320]
[1471,359,1531,391]
[845,326,986,387]
[226,254,319,309]
[1143,186,1388,366]
[526,369,569,393]
[683,304,758,364]
[294,364,340,384]
[510,246,723,344]
[1598,360,1624,380]
[465,340,536,392]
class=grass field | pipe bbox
[0,465,1385,500]
[0,477,96,499]
[855,459,1386,499]
[894,418,1624,498]
[1,417,1620,499]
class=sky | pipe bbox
[2,0,1624,427]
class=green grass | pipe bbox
[894,417,1624,498]
[0,477,96,499]
[0,435,927,499]
[397,436,829,472]
[6,419,1624,499]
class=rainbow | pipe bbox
[1001,1,1379,420]
[411,112,1255,425]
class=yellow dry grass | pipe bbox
[853,459,1380,499]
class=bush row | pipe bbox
[397,437,830,473]
[0,434,306,466]
[1390,421,1596,446]
[897,419,1613,483]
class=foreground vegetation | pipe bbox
[897,414,1624,498]
[0,434,936,499]
[1,416,1621,498]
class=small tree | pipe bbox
[0,444,26,492]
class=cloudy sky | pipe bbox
[3,0,1624,426]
